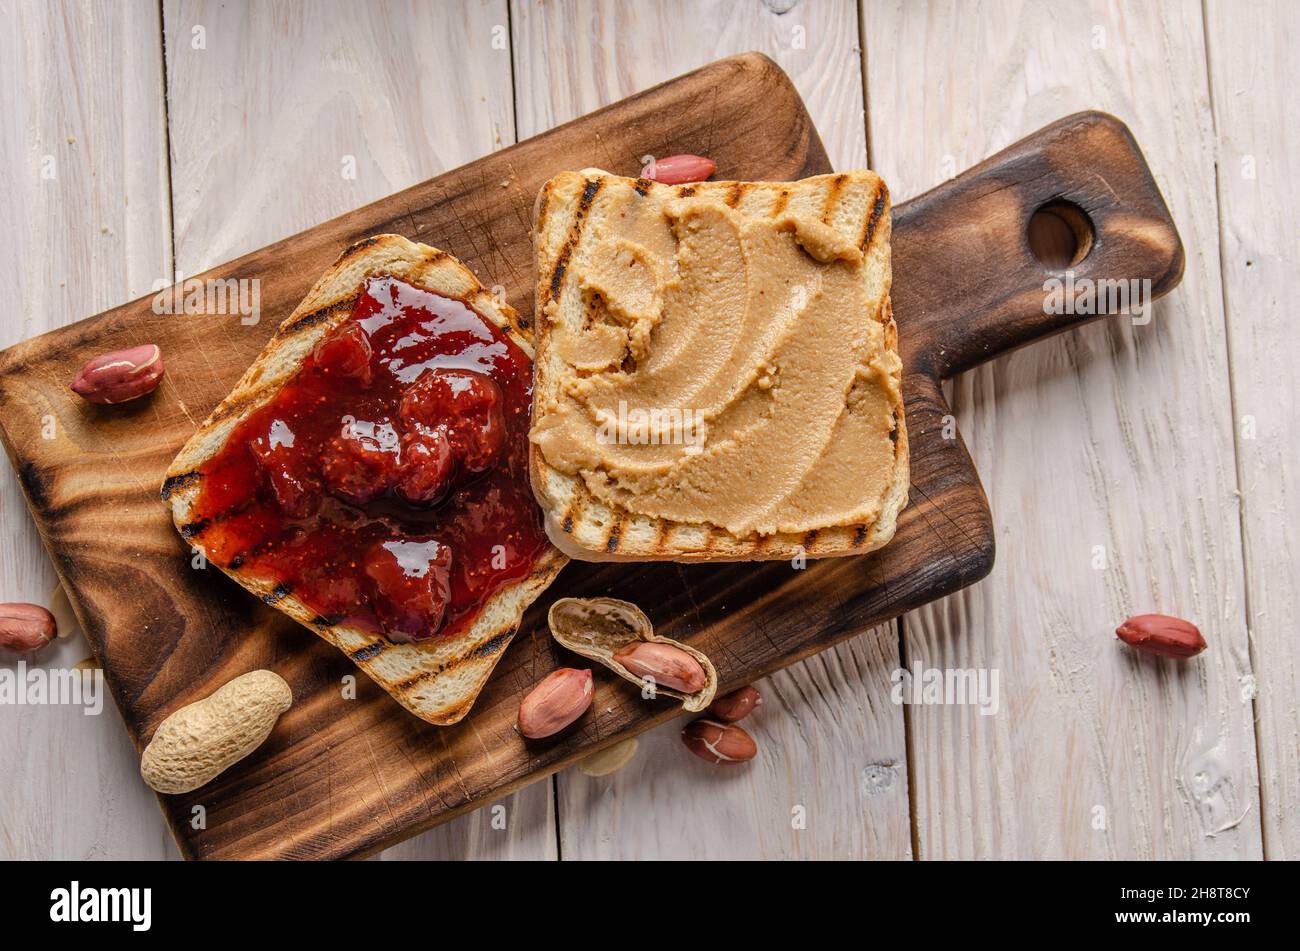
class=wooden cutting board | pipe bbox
[0,54,1182,859]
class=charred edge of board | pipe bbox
[160,470,201,501]
[17,460,50,512]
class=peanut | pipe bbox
[71,343,165,404]
[0,603,57,651]
[48,583,80,639]
[613,641,706,693]
[709,685,761,722]
[1116,614,1206,659]
[577,737,639,777]
[681,719,757,766]
[518,667,593,739]
[140,669,292,794]
[640,153,717,185]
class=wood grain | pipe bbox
[2,54,916,859]
[0,78,1182,858]
[164,0,518,268]
[511,0,914,861]
[863,0,1261,859]
[1203,0,1300,859]
[0,0,177,860]
[161,0,542,863]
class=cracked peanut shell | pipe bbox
[547,596,717,712]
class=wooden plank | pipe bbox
[863,0,1260,858]
[6,54,944,860]
[0,0,175,859]
[510,0,913,860]
[165,0,518,268]
[159,0,551,860]
[1203,0,1300,859]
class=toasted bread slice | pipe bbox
[162,234,566,725]
[530,170,907,562]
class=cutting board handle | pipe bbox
[892,111,1184,379]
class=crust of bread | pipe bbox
[162,234,567,725]
[529,171,908,563]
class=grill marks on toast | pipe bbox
[534,171,905,562]
[203,295,358,429]
[545,177,604,308]
[164,234,567,725]
[159,470,201,502]
[275,294,360,343]
[820,174,848,222]
[861,183,888,251]
[261,582,293,605]
[178,517,210,540]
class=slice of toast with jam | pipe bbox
[163,234,566,725]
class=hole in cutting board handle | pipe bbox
[1027,200,1095,269]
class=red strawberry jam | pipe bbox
[182,275,549,641]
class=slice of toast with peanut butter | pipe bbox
[529,170,908,562]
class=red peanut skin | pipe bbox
[681,719,757,765]
[517,668,593,739]
[0,603,57,651]
[612,641,706,693]
[709,685,761,722]
[71,344,165,404]
[1116,614,1206,659]
[641,154,717,185]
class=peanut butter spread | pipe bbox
[531,187,902,539]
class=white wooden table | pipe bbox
[1,0,1293,860]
